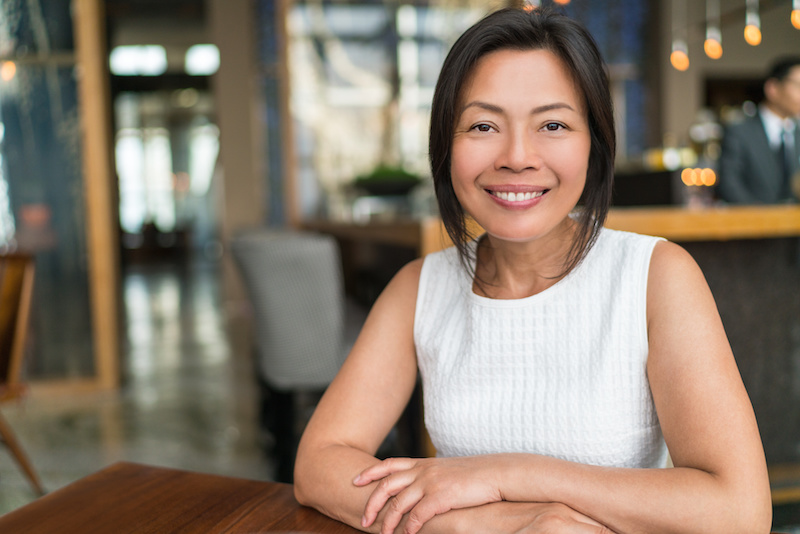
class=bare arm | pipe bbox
[357,242,772,534]
[506,242,771,533]
[294,259,614,534]
[293,260,423,530]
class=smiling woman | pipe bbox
[429,11,615,284]
[294,7,773,534]
[449,49,589,268]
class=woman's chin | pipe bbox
[482,218,576,245]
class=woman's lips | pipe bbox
[484,186,549,208]
[488,190,544,202]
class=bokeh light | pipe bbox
[704,38,723,59]
[681,168,717,187]
[670,49,690,71]
[0,61,16,82]
[744,24,762,45]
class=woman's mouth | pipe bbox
[487,189,547,203]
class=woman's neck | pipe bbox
[473,218,579,299]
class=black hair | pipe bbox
[766,56,800,83]
[428,7,615,279]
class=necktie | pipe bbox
[779,129,795,199]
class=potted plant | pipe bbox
[352,165,421,196]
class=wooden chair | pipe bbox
[0,252,44,495]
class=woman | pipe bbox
[294,8,772,534]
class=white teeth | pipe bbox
[492,191,543,202]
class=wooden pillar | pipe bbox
[208,0,265,306]
[73,0,120,391]
[275,0,299,228]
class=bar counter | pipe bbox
[305,204,800,256]
[605,204,800,241]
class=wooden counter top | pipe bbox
[305,204,800,256]
[605,204,800,242]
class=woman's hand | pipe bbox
[397,501,616,534]
[515,503,616,534]
[353,456,505,534]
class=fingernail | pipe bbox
[353,474,361,484]
[361,515,368,527]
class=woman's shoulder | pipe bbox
[648,239,702,285]
[383,245,465,310]
[646,239,708,321]
[598,227,664,249]
[588,228,664,271]
[389,257,425,292]
[597,229,698,282]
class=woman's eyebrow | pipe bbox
[461,101,576,115]
[461,101,504,114]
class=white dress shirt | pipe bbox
[759,103,797,150]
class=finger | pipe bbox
[400,500,445,534]
[361,472,418,527]
[570,518,615,534]
[379,492,427,534]
[380,490,448,534]
[354,458,418,486]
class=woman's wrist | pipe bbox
[418,501,612,534]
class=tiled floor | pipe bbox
[0,257,273,515]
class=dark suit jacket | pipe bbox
[718,113,800,204]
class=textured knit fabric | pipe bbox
[414,228,669,468]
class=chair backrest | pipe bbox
[230,230,346,390]
[0,253,35,393]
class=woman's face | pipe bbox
[450,48,591,244]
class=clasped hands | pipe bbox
[353,455,614,534]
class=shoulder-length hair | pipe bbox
[429,7,615,277]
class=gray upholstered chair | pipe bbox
[230,229,366,482]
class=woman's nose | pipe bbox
[495,130,541,172]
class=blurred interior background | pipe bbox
[0,0,799,530]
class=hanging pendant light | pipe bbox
[671,40,690,71]
[704,0,723,59]
[792,0,800,30]
[552,0,571,4]
[670,0,690,71]
[744,0,762,46]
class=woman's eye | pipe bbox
[544,122,565,131]
[471,123,493,132]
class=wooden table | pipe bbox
[0,462,361,533]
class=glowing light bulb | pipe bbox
[792,10,800,29]
[0,61,15,82]
[552,0,570,4]
[701,168,717,186]
[744,24,762,45]
[670,49,690,71]
[704,38,723,59]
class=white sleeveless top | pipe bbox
[414,228,669,468]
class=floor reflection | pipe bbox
[0,258,270,515]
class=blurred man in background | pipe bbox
[718,57,800,204]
